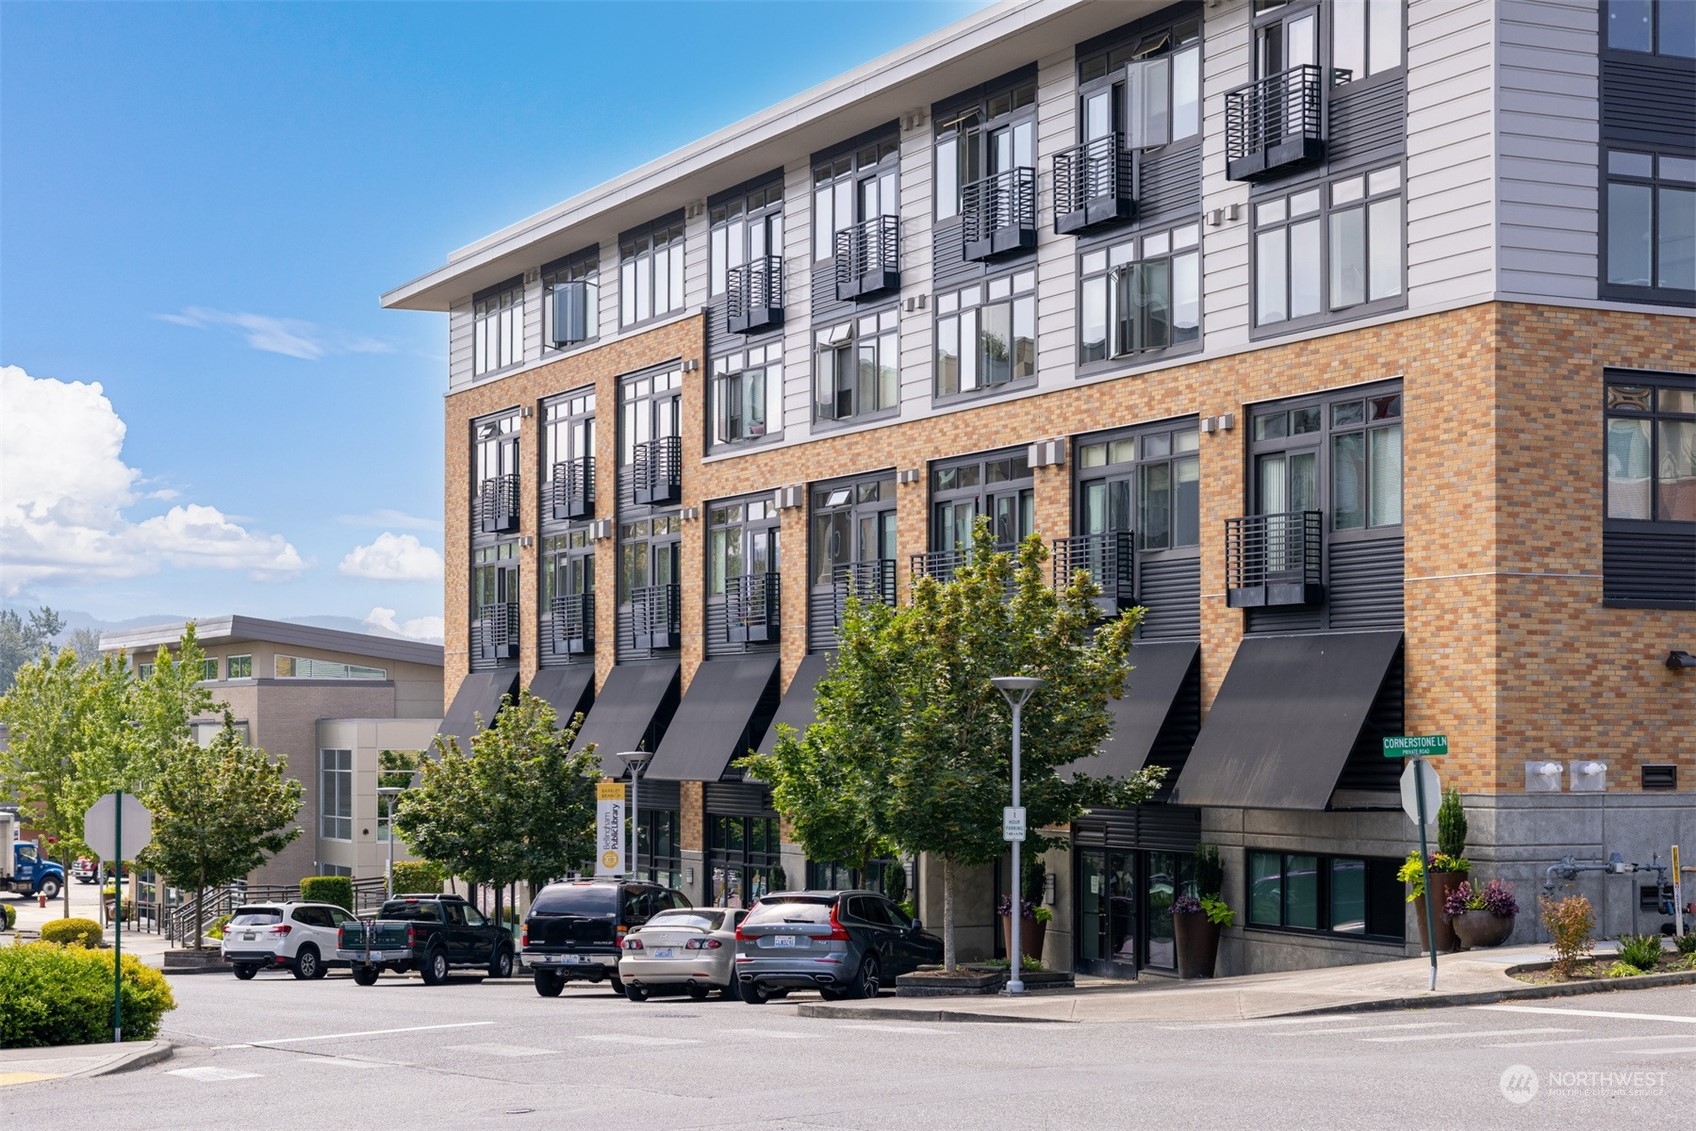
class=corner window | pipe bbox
[712,344,781,446]
[1080,224,1200,366]
[1606,0,1696,57]
[227,655,252,679]
[815,309,898,422]
[1247,850,1405,940]
[813,136,899,263]
[619,218,686,327]
[543,250,599,349]
[1606,377,1696,522]
[473,279,523,376]
[1605,150,1696,299]
[319,749,353,840]
[136,662,155,680]
[1254,166,1404,329]
[936,271,1035,397]
[710,183,783,297]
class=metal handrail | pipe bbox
[833,559,897,622]
[962,166,1037,246]
[632,436,681,503]
[1053,134,1134,215]
[630,584,680,640]
[478,473,520,533]
[909,543,1018,585]
[478,601,519,651]
[1224,511,1323,590]
[834,215,900,291]
[1225,65,1323,161]
[550,457,595,520]
[728,572,781,639]
[1051,531,1136,603]
[727,256,783,322]
[550,593,594,650]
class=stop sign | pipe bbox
[1399,760,1441,827]
[83,792,153,861]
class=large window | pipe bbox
[1075,421,1201,552]
[473,279,523,377]
[1080,224,1201,366]
[198,658,219,681]
[815,309,898,422]
[227,655,252,679]
[1247,850,1404,940]
[813,135,899,263]
[712,343,781,446]
[710,182,783,297]
[277,656,386,679]
[708,814,782,907]
[619,217,686,327]
[936,270,1036,397]
[930,450,1034,558]
[708,497,780,599]
[1605,149,1696,299]
[1606,0,1696,57]
[1251,386,1403,532]
[1252,0,1402,83]
[636,809,682,889]
[1254,165,1404,329]
[543,387,596,520]
[619,366,682,473]
[543,249,599,349]
[1077,17,1202,151]
[1606,377,1696,522]
[935,77,1036,220]
[319,749,352,841]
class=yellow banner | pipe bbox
[597,780,625,801]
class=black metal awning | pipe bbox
[527,667,596,733]
[755,652,833,755]
[645,654,782,782]
[572,660,680,759]
[1171,631,1403,810]
[1066,640,1200,780]
[436,669,519,752]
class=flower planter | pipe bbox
[999,914,1047,966]
[1172,909,1221,979]
[1413,871,1469,953]
[1451,909,1514,949]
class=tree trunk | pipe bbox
[191,881,205,950]
[942,856,956,972]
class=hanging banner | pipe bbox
[595,780,625,877]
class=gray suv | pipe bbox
[732,889,942,1003]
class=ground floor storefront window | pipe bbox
[1073,848,1196,974]
[1246,851,1404,940]
[708,813,780,907]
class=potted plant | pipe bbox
[1173,843,1234,979]
[1444,879,1518,949]
[998,856,1049,965]
[1398,849,1471,954]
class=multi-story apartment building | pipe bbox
[385,0,1694,976]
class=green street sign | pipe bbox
[1383,735,1448,758]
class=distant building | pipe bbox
[99,616,444,887]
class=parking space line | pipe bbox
[572,1034,699,1047]
[840,1024,946,1036]
[1632,1046,1696,1056]
[717,1028,818,1040]
[299,1056,396,1069]
[1485,1034,1686,1049]
[1263,1022,1455,1037]
[1475,1004,1696,1025]
[444,1044,556,1058]
[1361,1027,1579,1043]
[168,1066,263,1082]
[215,1021,495,1049]
[1156,1017,1358,1031]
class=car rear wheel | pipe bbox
[624,983,648,1002]
[421,949,449,986]
[849,955,881,1000]
[744,981,771,1004]
[686,984,710,1001]
[352,966,380,986]
[818,987,845,1002]
[38,877,61,901]
[534,971,564,997]
[488,946,514,979]
[233,964,258,981]
[608,975,624,996]
[292,945,321,981]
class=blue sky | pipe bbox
[0,0,982,640]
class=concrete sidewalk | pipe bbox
[3,886,175,968]
[0,1041,173,1086]
[798,943,1696,1024]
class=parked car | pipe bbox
[734,890,942,1003]
[221,901,358,980]
[523,879,689,997]
[617,906,748,1001]
[337,894,516,986]
[72,857,99,885]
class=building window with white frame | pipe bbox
[712,343,781,446]
[814,309,898,422]
[319,749,352,840]
[619,217,686,327]
[1253,165,1403,329]
[936,270,1035,397]
[473,279,523,376]
[1080,223,1201,366]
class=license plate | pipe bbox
[242,933,255,941]
[563,954,591,964]
[770,935,796,948]
[652,948,676,959]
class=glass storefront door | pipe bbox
[1077,848,1138,976]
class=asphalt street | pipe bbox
[6,968,1693,1129]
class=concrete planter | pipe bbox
[1173,909,1221,979]
[999,914,1047,966]
[1452,910,1515,950]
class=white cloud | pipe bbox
[0,365,307,595]
[157,306,394,361]
[338,532,443,582]
[363,606,445,643]
[336,508,442,532]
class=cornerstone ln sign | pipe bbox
[1383,734,1449,758]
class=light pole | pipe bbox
[616,752,652,880]
[377,786,406,897]
[991,675,1044,996]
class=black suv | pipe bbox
[523,879,690,996]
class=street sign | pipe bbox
[83,792,152,861]
[1400,760,1441,826]
[594,780,625,876]
[1383,735,1448,758]
[1002,806,1027,842]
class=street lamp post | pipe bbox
[616,752,653,880]
[991,675,1044,997]
[377,786,406,898]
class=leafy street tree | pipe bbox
[64,626,104,667]
[394,690,601,915]
[143,712,303,949]
[0,606,65,692]
[746,519,1166,970]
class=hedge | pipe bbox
[391,860,445,895]
[40,918,105,948]
[1,902,16,930]
[0,943,176,1048]
[300,875,354,911]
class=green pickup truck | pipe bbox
[337,894,516,986]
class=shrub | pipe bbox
[1436,789,1467,861]
[40,918,104,948]
[1603,960,1644,979]
[1617,933,1664,972]
[768,864,788,892]
[206,914,232,941]
[300,875,354,912]
[1,903,16,930]
[1674,932,1696,957]
[1541,893,1595,977]
[881,861,907,905]
[1194,843,1225,899]
[1444,878,1519,919]
[0,943,176,1048]
[390,860,445,895]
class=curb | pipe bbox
[796,1003,1070,1024]
[93,1041,175,1076]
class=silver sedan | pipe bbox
[616,907,748,1001]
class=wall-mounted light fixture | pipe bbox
[681,358,700,372]
[591,518,613,540]
[681,506,701,521]
[519,535,534,548]
[904,294,929,313]
[1028,438,1066,467]
[1207,208,1223,227]
[1667,650,1695,669]
[777,484,805,509]
[898,469,922,485]
[1525,760,1564,791]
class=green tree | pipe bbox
[63,627,104,667]
[0,606,65,692]
[142,712,303,949]
[747,519,1165,970]
[0,647,96,917]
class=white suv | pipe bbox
[221,902,356,980]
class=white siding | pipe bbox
[522,270,543,362]
[1496,0,1599,301]
[1200,0,1253,346]
[684,203,710,311]
[1034,47,1077,391]
[897,112,935,419]
[782,161,817,438]
[1406,0,1497,306]
[447,300,474,392]
[596,238,619,341]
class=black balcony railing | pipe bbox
[1225,65,1326,182]
[478,473,520,534]
[476,601,519,661]
[833,559,898,624]
[727,572,781,644]
[1224,511,1325,607]
[1052,531,1136,613]
[834,215,901,302]
[629,583,680,650]
[1053,134,1136,235]
[550,457,594,521]
[909,543,1019,587]
[631,435,681,506]
[727,256,784,334]
[962,166,1038,261]
[549,593,594,655]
